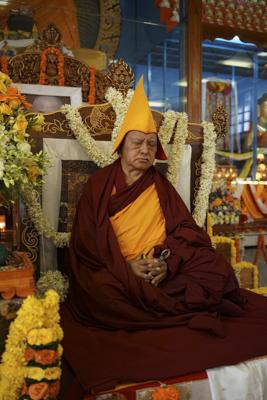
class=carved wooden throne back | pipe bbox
[7,23,134,104]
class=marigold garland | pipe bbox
[249,286,267,295]
[233,261,259,289]
[207,212,213,238]
[0,290,63,400]
[88,66,96,104]
[39,47,65,86]
[212,235,237,267]
[235,236,241,263]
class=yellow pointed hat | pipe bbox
[112,76,167,160]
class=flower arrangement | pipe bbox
[39,47,65,86]
[233,261,259,289]
[0,290,63,400]
[0,72,48,207]
[21,325,62,400]
[209,181,241,225]
[211,235,237,267]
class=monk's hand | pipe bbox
[149,259,167,286]
[128,258,155,281]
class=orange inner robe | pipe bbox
[110,183,166,261]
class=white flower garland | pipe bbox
[22,88,216,246]
[166,112,188,187]
[61,104,115,168]
[22,187,70,248]
[158,109,177,147]
[192,121,217,227]
[105,87,134,142]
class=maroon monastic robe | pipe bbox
[61,159,267,394]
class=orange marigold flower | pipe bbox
[152,385,180,400]
[24,347,36,362]
[0,87,32,109]
[211,198,223,207]
[21,382,28,395]
[48,380,60,397]
[35,349,58,365]
[28,382,49,400]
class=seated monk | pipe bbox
[61,77,267,399]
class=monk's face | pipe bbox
[121,131,157,172]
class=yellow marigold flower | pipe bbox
[45,289,60,306]
[54,325,64,341]
[211,198,223,207]
[27,366,45,381]
[0,80,8,94]
[57,344,63,357]
[27,328,54,346]
[0,71,12,84]
[0,102,12,115]
[13,114,28,137]
[9,98,21,109]
[44,366,61,380]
